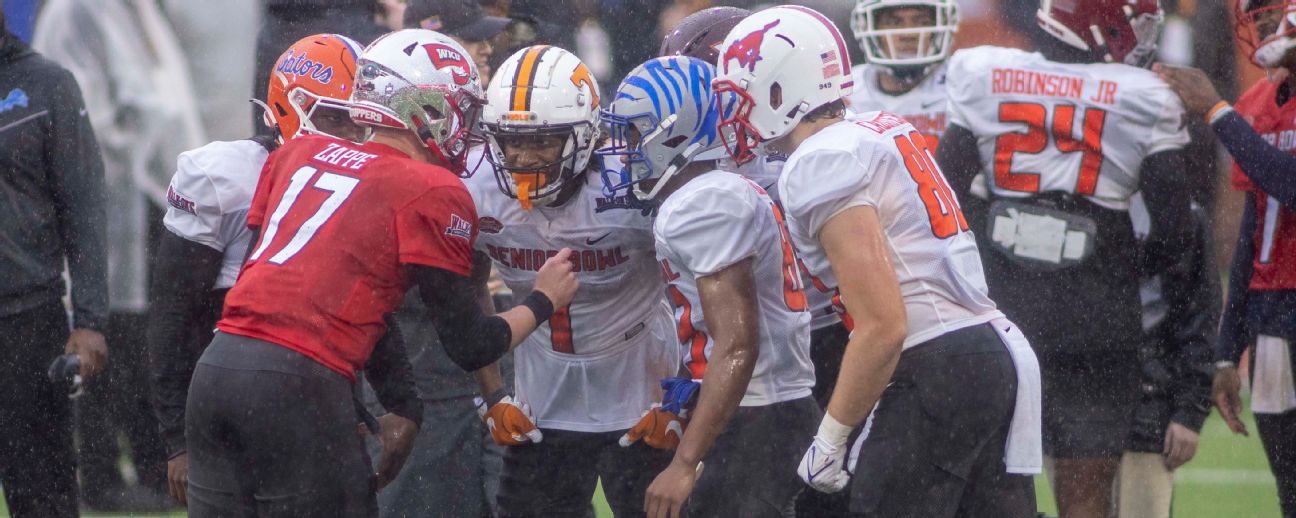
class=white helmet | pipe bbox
[482,45,602,209]
[851,0,959,71]
[713,6,854,165]
[349,29,486,174]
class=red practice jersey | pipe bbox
[218,136,477,380]
[1232,78,1296,291]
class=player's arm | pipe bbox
[1162,207,1218,434]
[801,205,907,493]
[645,258,761,518]
[934,123,983,201]
[1137,149,1194,274]
[145,230,224,459]
[1214,193,1258,436]
[364,314,422,427]
[413,251,576,372]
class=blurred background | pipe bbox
[0,0,1281,516]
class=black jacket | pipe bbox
[1128,206,1218,452]
[0,31,107,329]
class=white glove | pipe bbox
[799,413,853,493]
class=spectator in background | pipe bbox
[33,0,206,511]
[252,0,395,134]
[1116,199,1217,518]
[0,7,109,516]
[406,0,509,83]
[163,0,261,142]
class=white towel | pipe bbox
[1252,335,1296,414]
[992,317,1043,474]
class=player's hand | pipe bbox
[374,413,418,490]
[1153,63,1224,116]
[1163,421,1200,470]
[534,248,579,309]
[65,328,107,381]
[476,395,543,445]
[644,458,699,518]
[799,434,850,493]
[619,405,686,450]
[1213,366,1249,436]
[167,453,189,506]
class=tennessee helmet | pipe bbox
[660,7,752,62]
[482,46,601,210]
[349,29,486,174]
[1036,0,1164,67]
[851,0,959,72]
[1237,0,1296,67]
[598,56,732,200]
[263,34,364,143]
[712,6,854,165]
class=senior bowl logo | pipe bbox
[422,43,472,86]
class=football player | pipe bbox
[934,2,1194,517]
[848,0,960,149]
[183,30,578,517]
[466,45,680,517]
[713,6,1042,517]
[1154,1,1296,513]
[601,55,819,518]
[146,34,422,506]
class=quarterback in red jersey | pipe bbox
[1156,1,1296,513]
[185,30,577,518]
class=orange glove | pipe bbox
[476,395,543,446]
[618,404,686,450]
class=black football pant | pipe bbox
[496,428,673,518]
[1257,410,1296,518]
[0,300,79,517]
[186,332,376,518]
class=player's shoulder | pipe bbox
[947,46,1036,80]
[172,139,270,210]
[178,139,271,178]
[1236,77,1281,115]
[658,171,759,229]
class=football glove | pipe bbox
[799,413,853,493]
[619,404,687,449]
[475,395,543,446]
[659,377,700,415]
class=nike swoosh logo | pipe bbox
[586,232,611,245]
[762,182,777,192]
[920,99,943,110]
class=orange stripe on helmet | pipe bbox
[511,45,552,111]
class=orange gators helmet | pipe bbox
[263,34,365,142]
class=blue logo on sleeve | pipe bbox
[1,89,29,113]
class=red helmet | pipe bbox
[1036,0,1164,66]
[264,34,364,143]
[1236,0,1296,67]
[659,6,751,62]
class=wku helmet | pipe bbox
[851,0,960,70]
[598,56,732,200]
[263,34,364,143]
[349,29,486,175]
[1236,0,1296,67]
[482,46,601,209]
[1036,0,1164,67]
[660,6,751,62]
[712,6,854,165]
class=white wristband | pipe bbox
[817,412,853,446]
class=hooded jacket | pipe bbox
[0,31,107,330]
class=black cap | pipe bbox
[406,0,510,42]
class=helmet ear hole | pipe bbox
[275,103,289,118]
[769,82,783,110]
[663,135,688,148]
[424,104,444,120]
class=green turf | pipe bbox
[3,407,1281,518]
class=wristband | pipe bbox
[1207,101,1233,124]
[817,412,853,447]
[522,290,555,325]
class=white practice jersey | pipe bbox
[464,157,677,433]
[848,63,951,149]
[945,46,1190,210]
[163,139,269,289]
[726,153,840,330]
[655,171,814,407]
[779,111,1003,349]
